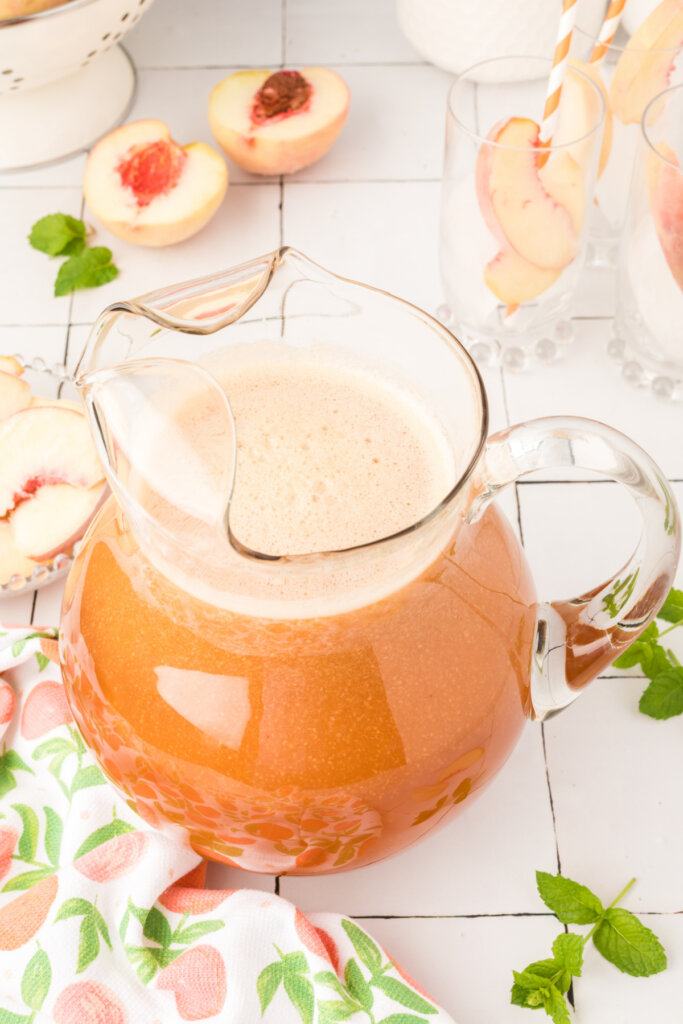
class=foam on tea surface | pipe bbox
[222,358,454,557]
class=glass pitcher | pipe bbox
[60,248,680,875]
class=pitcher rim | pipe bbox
[76,246,490,562]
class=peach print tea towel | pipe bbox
[0,624,456,1024]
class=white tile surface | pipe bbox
[285,0,420,64]
[283,180,443,310]
[359,916,561,1024]
[126,0,283,69]
[280,725,558,916]
[1,5,682,1023]
[292,64,451,182]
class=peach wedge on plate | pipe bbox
[209,68,349,175]
[84,120,228,247]
[0,367,106,587]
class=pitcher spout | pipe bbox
[76,358,238,571]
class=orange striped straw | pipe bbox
[590,0,627,63]
[539,0,580,146]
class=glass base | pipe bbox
[436,305,574,373]
[607,335,683,402]
[586,237,619,271]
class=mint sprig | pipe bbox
[612,587,683,719]
[28,212,120,297]
[512,873,666,1021]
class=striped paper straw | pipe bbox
[590,0,627,63]
[539,0,580,145]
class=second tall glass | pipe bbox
[440,56,605,371]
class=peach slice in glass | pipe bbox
[475,117,584,271]
[647,141,683,290]
[609,0,683,124]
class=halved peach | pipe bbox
[0,370,31,419]
[647,141,683,290]
[610,0,683,124]
[0,405,103,517]
[208,68,349,175]
[475,117,584,270]
[83,120,228,247]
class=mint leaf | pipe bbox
[542,985,571,1024]
[552,933,584,977]
[658,588,683,624]
[593,908,667,977]
[29,213,86,257]
[54,247,118,297]
[536,871,604,924]
[638,668,683,719]
[613,624,670,678]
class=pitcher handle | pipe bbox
[466,416,680,720]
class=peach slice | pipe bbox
[0,356,23,376]
[475,117,584,270]
[554,60,613,179]
[0,405,104,517]
[647,141,683,291]
[10,481,106,561]
[610,0,683,125]
[83,120,228,247]
[208,67,349,175]
[0,521,38,585]
[0,370,31,419]
[484,248,561,304]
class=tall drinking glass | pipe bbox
[611,82,683,400]
[572,19,683,268]
[439,56,605,372]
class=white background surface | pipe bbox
[1,2,682,1021]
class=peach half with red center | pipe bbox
[208,67,349,175]
[83,119,228,247]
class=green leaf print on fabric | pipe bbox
[310,921,437,1024]
[120,896,226,985]
[21,948,51,1010]
[55,897,113,974]
[0,749,34,799]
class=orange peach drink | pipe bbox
[60,355,537,874]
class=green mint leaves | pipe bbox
[28,213,86,257]
[54,247,119,297]
[512,873,667,1021]
[28,212,119,297]
[612,587,683,720]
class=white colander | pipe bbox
[0,0,157,171]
